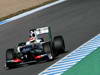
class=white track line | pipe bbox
[0,0,66,25]
[39,34,100,75]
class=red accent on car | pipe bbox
[28,37,36,41]
[35,56,43,59]
[13,59,23,63]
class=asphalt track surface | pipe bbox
[0,0,100,75]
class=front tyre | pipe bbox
[6,48,16,69]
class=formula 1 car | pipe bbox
[5,27,66,69]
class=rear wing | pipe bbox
[35,27,49,35]
[34,27,52,42]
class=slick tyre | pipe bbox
[6,49,16,69]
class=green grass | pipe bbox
[62,47,100,75]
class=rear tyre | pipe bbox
[53,36,65,54]
[43,42,55,60]
[6,48,16,69]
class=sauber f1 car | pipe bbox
[5,27,66,69]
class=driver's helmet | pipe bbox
[29,29,36,37]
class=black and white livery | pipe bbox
[5,27,66,69]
